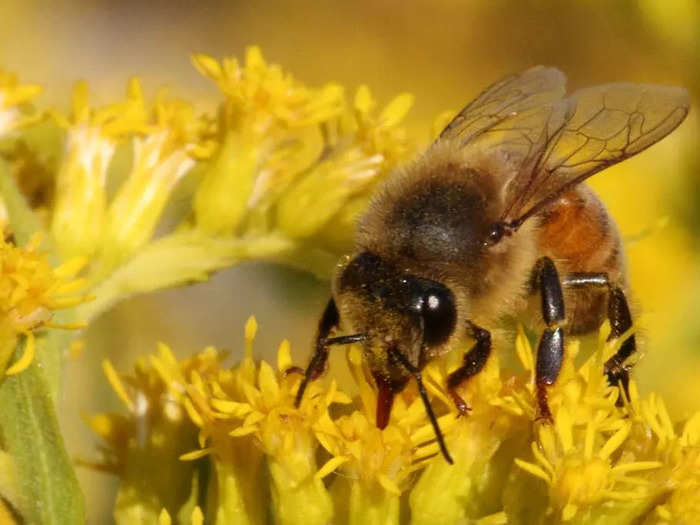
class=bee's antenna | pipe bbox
[388,347,454,465]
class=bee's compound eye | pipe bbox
[485,223,505,246]
[421,286,457,346]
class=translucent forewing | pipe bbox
[439,66,566,147]
[438,68,690,229]
[504,83,691,225]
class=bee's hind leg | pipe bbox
[533,257,566,423]
[561,273,636,404]
[446,321,491,416]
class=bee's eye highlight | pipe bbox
[419,285,457,346]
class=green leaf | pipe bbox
[0,340,85,524]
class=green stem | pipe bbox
[77,230,295,322]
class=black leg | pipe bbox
[604,287,635,399]
[446,321,491,415]
[533,257,566,422]
[561,273,636,402]
[294,299,366,407]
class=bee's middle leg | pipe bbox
[446,321,491,415]
[533,257,566,422]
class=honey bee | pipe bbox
[294,67,690,463]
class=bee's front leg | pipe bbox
[446,321,491,416]
[294,298,340,407]
[533,257,566,423]
[294,298,365,407]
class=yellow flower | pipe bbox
[50,79,149,259]
[90,341,223,524]
[511,330,675,523]
[192,46,344,135]
[190,47,414,256]
[91,317,700,525]
[100,85,202,271]
[276,85,414,244]
[0,69,42,137]
[177,317,349,525]
[315,345,461,522]
[625,390,700,523]
[0,233,88,375]
[191,46,345,236]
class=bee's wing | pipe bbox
[439,66,567,146]
[501,82,690,226]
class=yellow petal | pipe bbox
[562,503,578,521]
[611,461,662,474]
[277,339,292,373]
[258,361,280,401]
[158,508,172,525]
[354,85,375,115]
[230,426,258,438]
[72,81,90,122]
[530,441,554,477]
[555,407,574,453]
[179,448,213,461]
[377,473,401,496]
[514,458,552,484]
[52,256,89,279]
[210,398,252,418]
[245,46,266,70]
[515,325,534,373]
[191,54,222,80]
[379,93,414,126]
[102,359,134,412]
[6,332,35,375]
[191,506,204,525]
[315,455,349,480]
[598,423,630,460]
[183,397,204,427]
[476,512,508,525]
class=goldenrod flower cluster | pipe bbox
[0,233,87,376]
[0,46,417,524]
[90,319,700,524]
[4,46,411,324]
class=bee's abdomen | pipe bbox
[536,185,627,334]
[538,186,624,275]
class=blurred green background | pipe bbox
[1,1,698,522]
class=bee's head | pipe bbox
[334,250,457,463]
[335,251,457,363]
